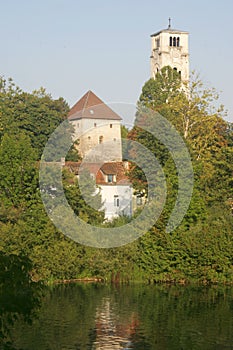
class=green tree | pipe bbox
[0,132,37,209]
[138,66,182,109]
[0,77,69,157]
[62,167,104,224]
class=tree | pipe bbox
[62,167,104,225]
[0,132,38,209]
[0,77,69,157]
[138,66,182,109]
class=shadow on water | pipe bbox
[0,253,43,350]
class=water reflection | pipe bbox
[5,283,233,350]
[0,253,43,350]
[94,297,138,349]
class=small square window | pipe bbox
[107,174,114,183]
[110,124,112,128]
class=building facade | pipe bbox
[65,161,133,221]
[150,20,189,82]
[67,92,134,220]
[68,90,122,162]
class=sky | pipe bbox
[1,0,233,124]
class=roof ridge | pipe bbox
[82,90,91,115]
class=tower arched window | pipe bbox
[169,36,172,46]
[177,37,180,47]
[99,135,103,144]
[173,37,177,47]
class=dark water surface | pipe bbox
[9,284,233,349]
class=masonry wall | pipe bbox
[71,118,122,162]
[150,31,189,82]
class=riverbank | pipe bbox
[45,275,233,286]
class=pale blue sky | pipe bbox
[1,0,233,122]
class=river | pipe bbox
[6,283,233,349]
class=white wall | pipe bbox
[100,184,133,220]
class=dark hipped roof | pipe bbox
[68,90,122,121]
[151,28,189,37]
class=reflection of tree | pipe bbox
[0,253,43,349]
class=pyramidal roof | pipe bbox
[68,90,122,121]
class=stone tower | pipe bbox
[150,19,189,82]
[68,90,122,162]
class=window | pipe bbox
[107,174,114,183]
[170,36,180,47]
[110,124,112,128]
[114,195,119,207]
[169,36,172,46]
[113,138,116,142]
[99,135,103,144]
[156,38,160,48]
[94,123,97,127]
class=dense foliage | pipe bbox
[0,73,232,285]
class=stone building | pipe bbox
[68,90,122,162]
[150,19,189,82]
[67,91,134,220]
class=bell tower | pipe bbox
[150,19,189,82]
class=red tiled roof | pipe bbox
[64,161,130,185]
[68,90,122,121]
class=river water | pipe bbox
[8,283,233,349]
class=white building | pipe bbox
[150,19,189,82]
[96,162,133,220]
[65,161,133,221]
